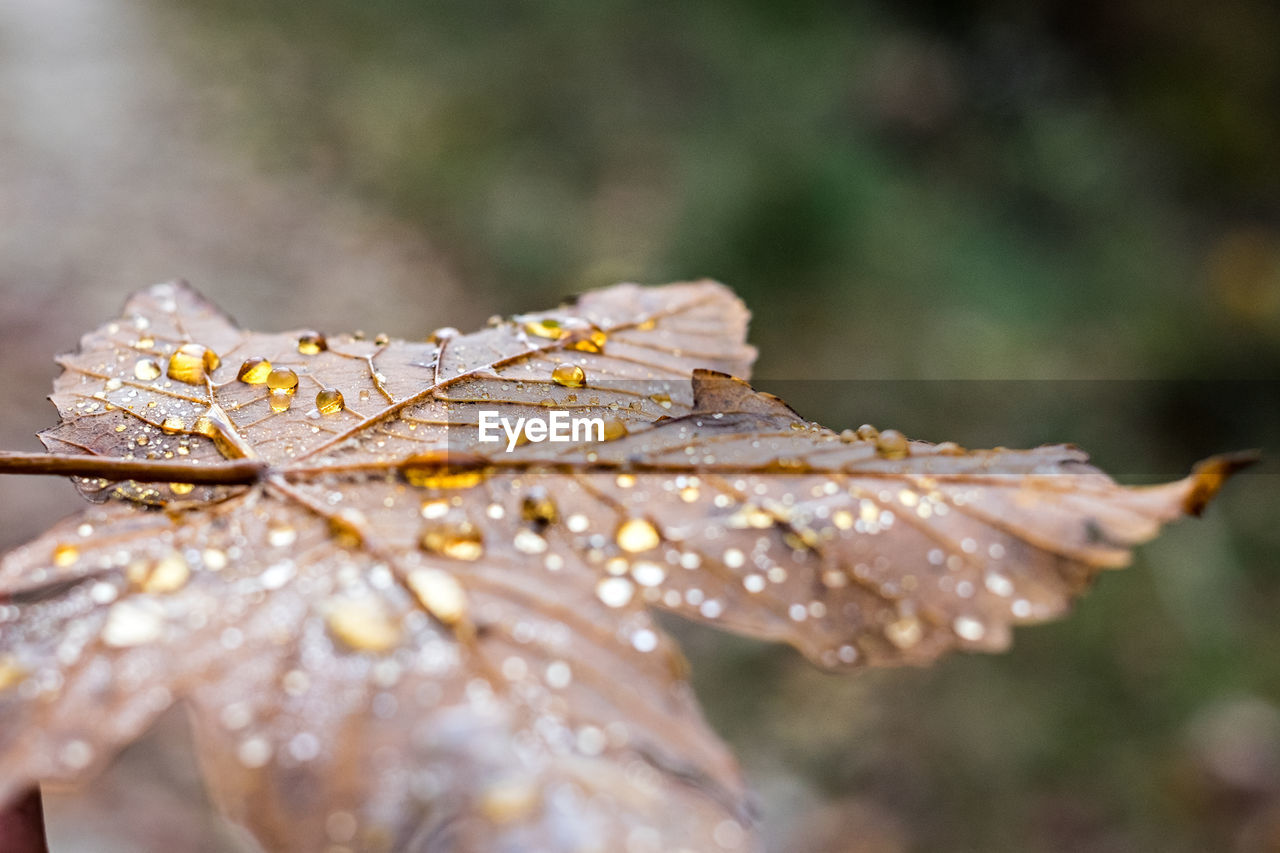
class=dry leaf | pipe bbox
[0,280,1248,852]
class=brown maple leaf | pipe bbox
[0,280,1251,852]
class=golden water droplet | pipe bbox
[649,392,672,409]
[637,318,657,331]
[135,435,149,447]
[875,429,909,459]
[421,523,484,561]
[168,343,217,385]
[297,332,327,355]
[128,551,190,593]
[885,616,923,649]
[374,333,390,346]
[856,424,879,441]
[615,473,636,489]
[566,328,607,353]
[52,543,79,568]
[267,522,297,548]
[551,364,586,388]
[170,482,194,496]
[407,568,468,626]
[269,390,292,413]
[326,599,400,652]
[521,489,558,526]
[316,388,345,415]
[480,778,539,824]
[523,318,566,340]
[266,367,299,393]
[601,418,628,441]
[935,441,965,456]
[0,657,26,692]
[420,498,450,519]
[134,358,162,381]
[237,357,272,384]
[192,404,247,459]
[401,455,489,489]
[161,416,185,434]
[616,518,660,553]
[679,485,700,502]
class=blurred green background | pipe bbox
[0,0,1276,850]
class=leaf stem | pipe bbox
[0,452,266,485]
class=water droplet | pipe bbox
[237,357,272,384]
[134,358,162,381]
[631,628,658,653]
[856,424,879,441]
[102,599,165,647]
[325,598,401,652]
[596,576,635,608]
[420,523,484,561]
[266,367,299,393]
[875,429,910,459]
[60,740,94,770]
[616,518,660,553]
[297,332,327,355]
[566,328,607,353]
[428,327,459,344]
[373,333,390,346]
[167,343,218,385]
[885,615,923,649]
[52,543,79,567]
[513,529,547,555]
[269,389,292,413]
[631,561,666,587]
[169,482,194,496]
[0,657,27,692]
[521,489,558,526]
[479,778,539,824]
[551,364,586,388]
[237,736,272,768]
[523,318,566,340]
[615,473,636,489]
[202,548,228,571]
[316,388,345,415]
[601,418,628,441]
[545,660,572,689]
[420,498,450,520]
[160,416,184,435]
[128,551,190,593]
[400,453,489,489]
[267,522,297,548]
[407,568,468,626]
[953,616,986,642]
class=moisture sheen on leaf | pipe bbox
[0,280,1246,852]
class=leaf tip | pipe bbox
[1183,450,1260,516]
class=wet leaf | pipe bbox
[0,280,1248,851]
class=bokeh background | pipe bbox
[1,1,1277,850]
